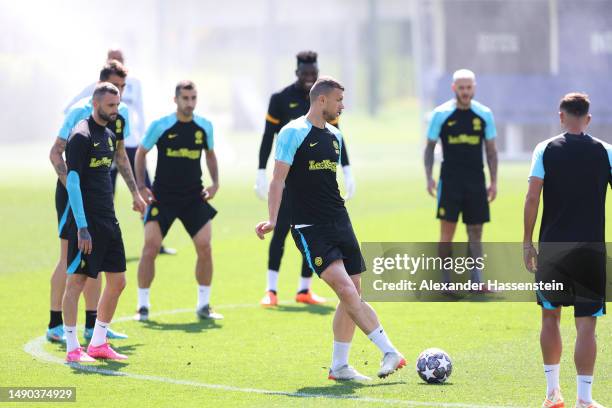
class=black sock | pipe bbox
[85,310,97,329]
[48,310,63,329]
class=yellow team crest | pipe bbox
[472,118,482,131]
[314,257,323,267]
[80,259,86,269]
[195,130,204,144]
[115,119,122,134]
[438,207,446,217]
[151,207,159,217]
[108,137,114,151]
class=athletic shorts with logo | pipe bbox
[66,218,126,279]
[144,196,217,238]
[291,214,366,277]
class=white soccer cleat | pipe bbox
[377,352,406,378]
[328,365,371,381]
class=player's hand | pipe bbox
[132,191,147,214]
[427,178,437,197]
[139,186,156,204]
[342,165,356,201]
[523,242,538,273]
[487,182,497,202]
[255,221,275,240]
[78,227,93,255]
[254,169,268,200]
[202,183,219,201]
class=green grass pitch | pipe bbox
[0,99,609,407]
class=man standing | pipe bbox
[423,69,497,287]
[48,60,132,343]
[256,77,404,381]
[255,51,356,307]
[62,82,146,362]
[134,80,221,322]
[524,93,609,408]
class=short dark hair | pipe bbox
[309,76,344,102]
[93,82,119,100]
[297,50,317,67]
[99,59,127,81]
[559,92,590,117]
[175,80,196,97]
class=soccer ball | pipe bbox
[416,348,452,384]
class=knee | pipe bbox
[108,276,127,295]
[542,312,561,330]
[336,282,360,305]
[142,241,161,260]
[196,239,211,257]
[466,225,483,241]
[65,278,86,296]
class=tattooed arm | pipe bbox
[49,138,68,186]
[485,139,498,202]
[115,140,146,214]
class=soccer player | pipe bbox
[255,51,356,307]
[255,76,405,381]
[524,93,609,408]
[62,82,146,362]
[48,60,133,343]
[64,48,176,255]
[134,80,221,322]
[423,69,497,288]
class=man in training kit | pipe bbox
[255,51,356,307]
[256,76,404,381]
[65,48,176,256]
[48,60,133,343]
[423,69,498,288]
[524,93,609,408]
[62,82,146,362]
[134,80,222,322]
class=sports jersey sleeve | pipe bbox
[259,94,283,169]
[141,119,165,150]
[426,111,444,141]
[275,127,301,165]
[119,104,130,140]
[482,110,497,140]
[58,107,87,140]
[65,133,90,228]
[194,116,214,150]
[529,141,547,180]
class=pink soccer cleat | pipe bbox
[66,347,96,363]
[86,343,128,360]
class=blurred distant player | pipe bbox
[423,69,497,287]
[134,80,221,321]
[48,60,132,343]
[65,48,175,255]
[255,51,356,307]
[524,93,609,408]
[256,77,404,381]
[62,82,146,362]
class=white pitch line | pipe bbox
[24,305,527,408]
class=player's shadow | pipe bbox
[295,380,405,397]
[273,304,335,316]
[141,318,221,333]
[417,382,454,386]
[67,359,130,375]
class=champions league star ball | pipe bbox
[416,348,453,384]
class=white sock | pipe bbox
[197,285,211,309]
[367,325,398,355]
[544,364,560,394]
[577,375,593,403]
[64,325,79,353]
[331,341,351,371]
[470,268,483,283]
[90,319,109,347]
[267,270,279,292]
[137,288,150,309]
[298,277,311,292]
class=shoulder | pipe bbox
[590,136,612,156]
[68,120,92,142]
[470,100,495,123]
[65,97,92,117]
[151,112,178,130]
[325,122,342,141]
[534,134,564,155]
[432,99,456,115]
[278,116,311,140]
[193,114,213,131]
[119,102,129,115]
